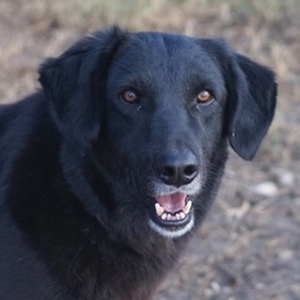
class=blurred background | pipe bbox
[0,0,299,299]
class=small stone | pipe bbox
[255,283,265,290]
[211,281,221,292]
[252,181,279,197]
[276,169,295,187]
[279,250,294,261]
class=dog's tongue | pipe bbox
[156,193,187,214]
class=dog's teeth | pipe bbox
[170,215,177,221]
[159,207,188,222]
[183,200,192,214]
[161,213,167,220]
[155,203,164,216]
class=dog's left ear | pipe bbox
[39,27,125,150]
[226,53,277,160]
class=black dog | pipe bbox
[0,26,276,300]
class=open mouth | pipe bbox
[150,192,193,232]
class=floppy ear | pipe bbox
[39,26,125,150]
[227,53,277,160]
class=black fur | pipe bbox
[0,27,276,300]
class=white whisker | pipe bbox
[148,215,195,238]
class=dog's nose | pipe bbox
[157,151,198,187]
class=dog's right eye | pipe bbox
[197,90,213,104]
[122,90,138,103]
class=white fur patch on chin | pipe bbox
[148,215,194,238]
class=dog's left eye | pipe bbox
[197,90,213,103]
[122,90,138,103]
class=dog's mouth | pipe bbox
[149,192,194,238]
[154,193,192,224]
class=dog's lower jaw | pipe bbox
[148,214,195,238]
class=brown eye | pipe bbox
[122,90,138,103]
[197,90,212,103]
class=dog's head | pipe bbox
[39,27,276,240]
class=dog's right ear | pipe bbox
[39,26,125,151]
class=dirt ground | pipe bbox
[0,1,299,299]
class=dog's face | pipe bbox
[102,33,227,238]
[39,27,276,240]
